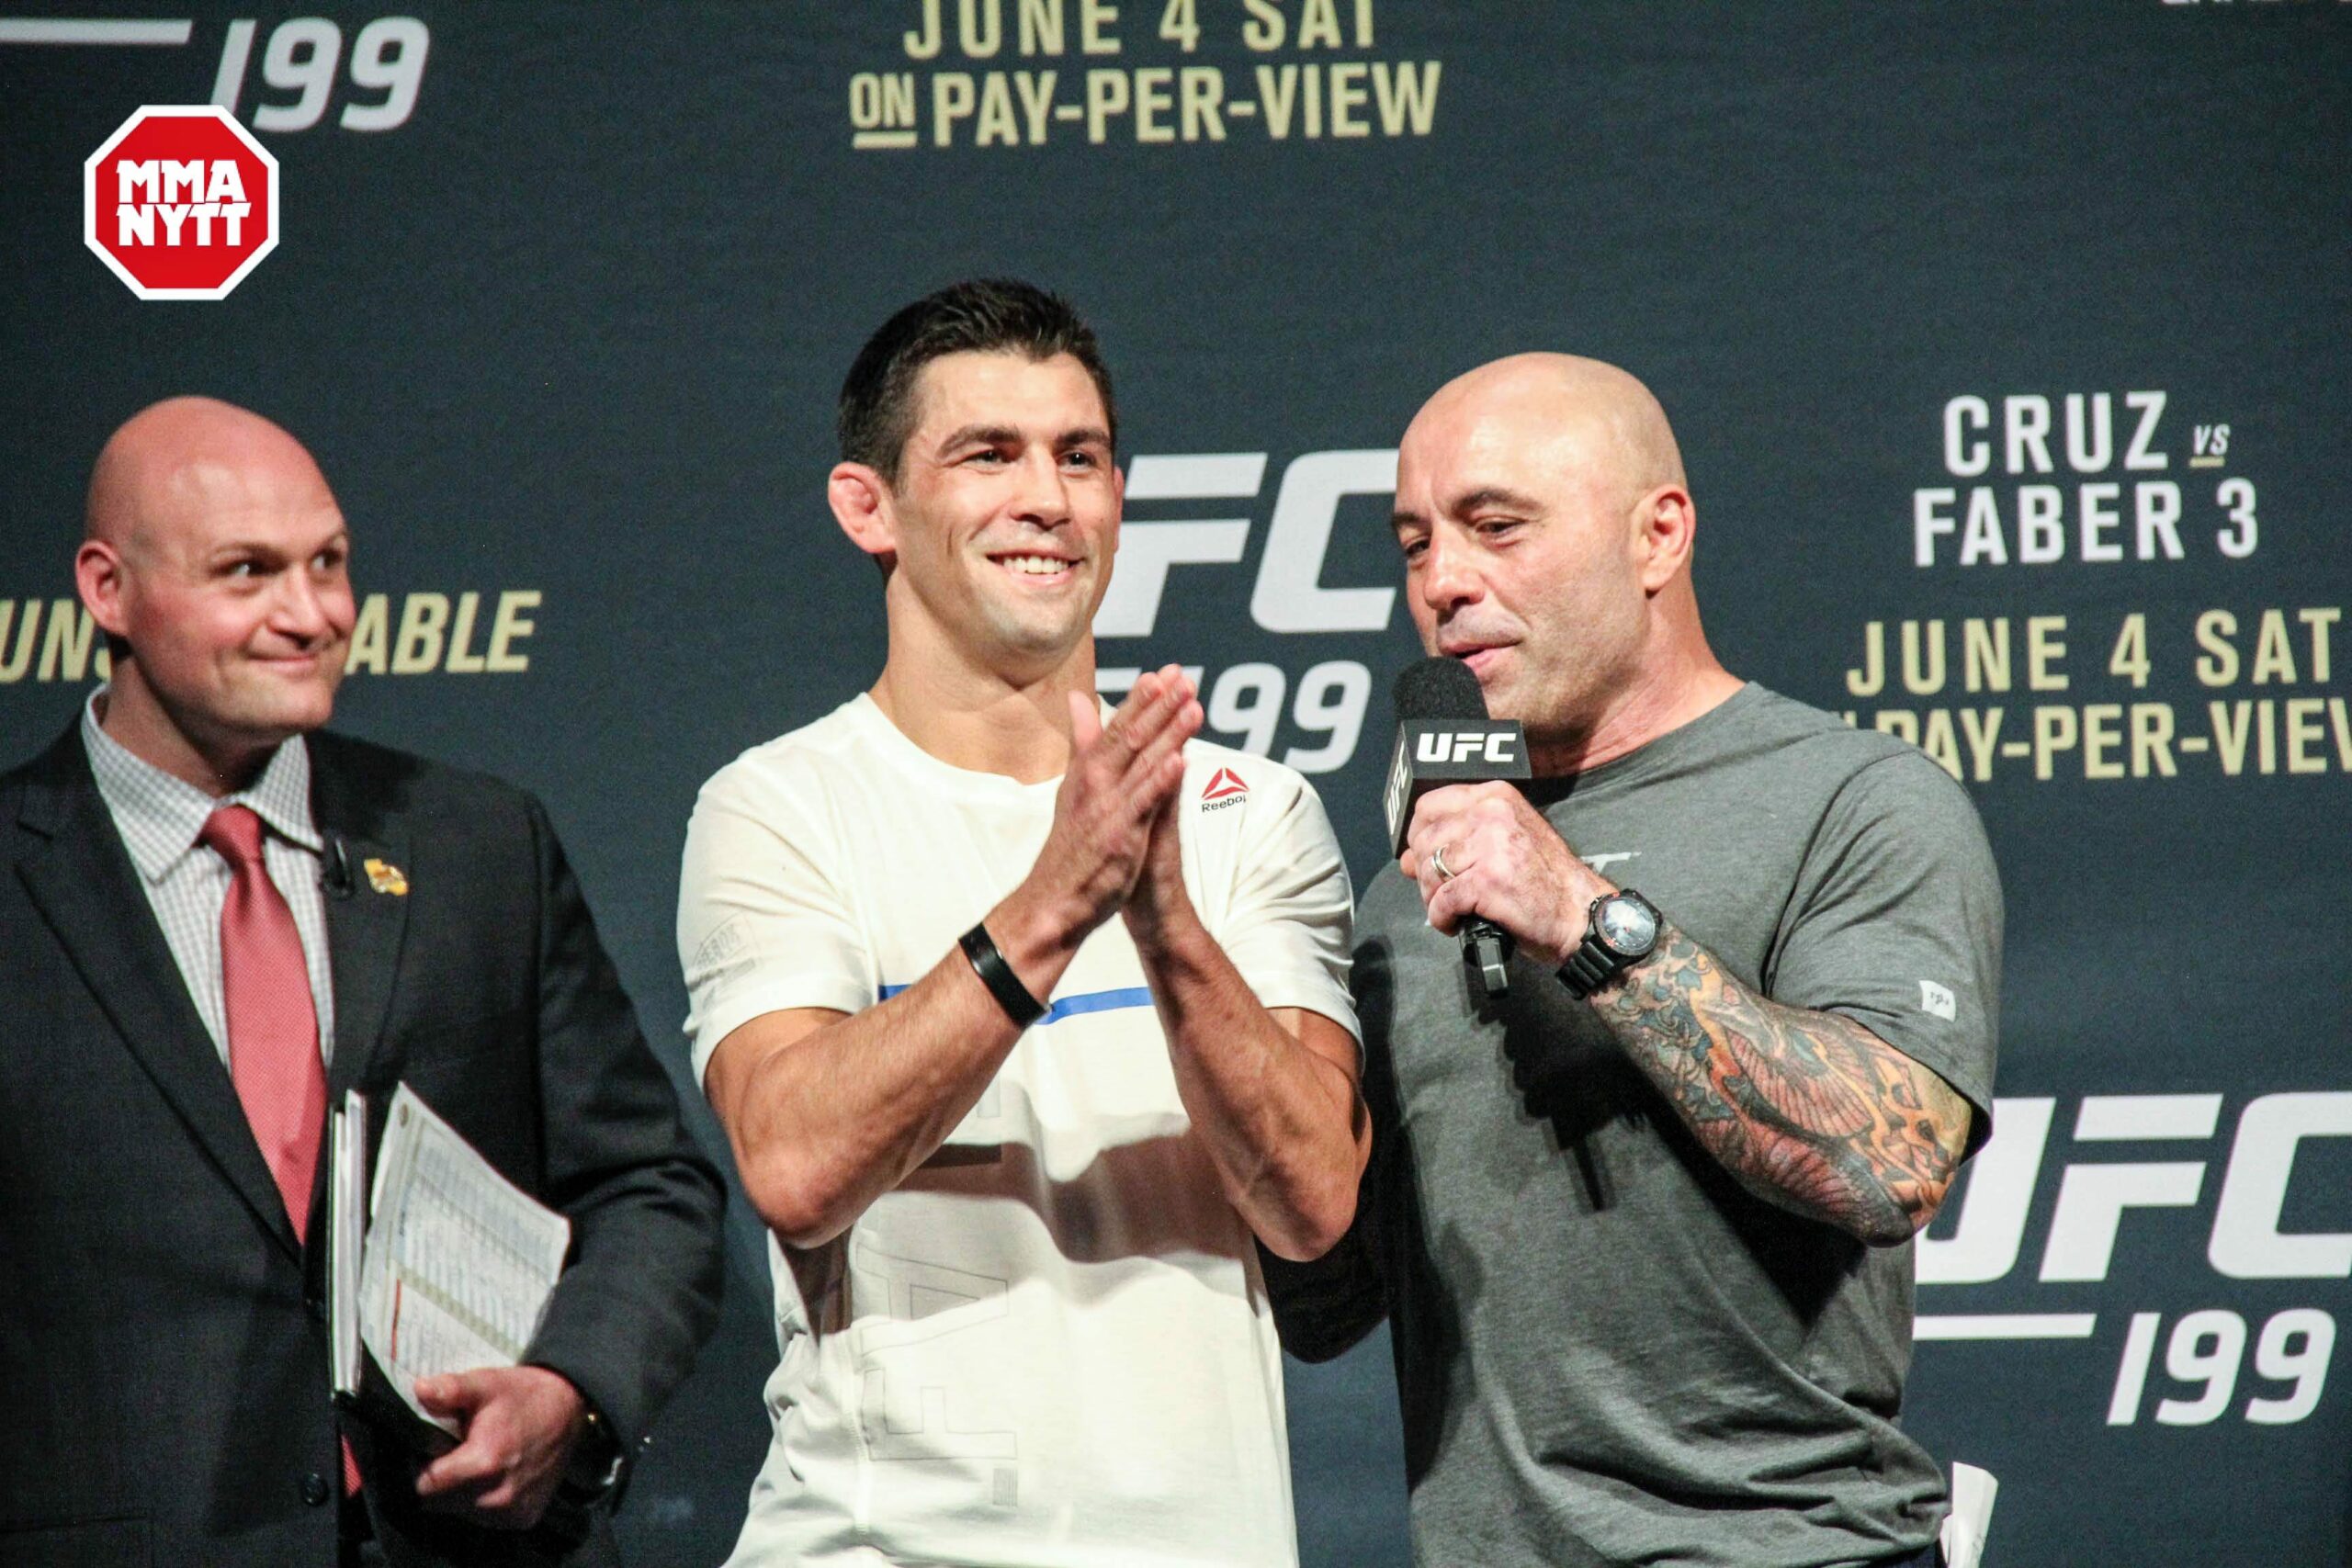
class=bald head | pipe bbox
[1390,354,1732,767]
[87,396,334,555]
[1405,353,1685,514]
[75,397,355,793]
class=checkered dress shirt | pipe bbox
[80,690,338,1068]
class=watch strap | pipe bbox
[1558,938,1623,998]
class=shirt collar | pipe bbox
[81,686,323,883]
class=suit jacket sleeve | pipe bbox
[516,793,726,1461]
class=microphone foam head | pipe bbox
[1394,655,1490,722]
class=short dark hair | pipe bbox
[837,278,1116,485]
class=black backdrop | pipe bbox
[5,4,2349,1562]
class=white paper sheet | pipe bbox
[1940,1461,1999,1568]
[356,1084,571,1436]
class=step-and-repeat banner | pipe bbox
[5,6,2346,1563]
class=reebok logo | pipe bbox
[1202,767,1250,811]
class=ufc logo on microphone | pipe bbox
[1415,730,1520,765]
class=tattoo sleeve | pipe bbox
[1593,922,1971,1245]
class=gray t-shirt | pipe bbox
[1272,683,2002,1568]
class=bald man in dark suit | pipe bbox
[0,397,725,1567]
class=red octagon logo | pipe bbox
[84,106,279,300]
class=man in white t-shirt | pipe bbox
[677,279,1368,1567]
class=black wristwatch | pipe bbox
[559,1404,627,1502]
[537,1404,627,1551]
[1557,889,1662,998]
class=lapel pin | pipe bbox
[362,857,409,897]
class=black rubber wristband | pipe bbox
[959,921,1046,1027]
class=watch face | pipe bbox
[1598,895,1658,955]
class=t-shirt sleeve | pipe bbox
[1767,751,2004,1154]
[1216,770,1360,1045]
[675,763,875,1088]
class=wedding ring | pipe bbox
[1431,843,1455,882]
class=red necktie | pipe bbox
[200,805,327,1235]
[200,807,361,1495]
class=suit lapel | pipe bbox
[15,730,302,1259]
[310,739,410,1101]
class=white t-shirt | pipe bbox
[678,694,1357,1568]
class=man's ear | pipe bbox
[1633,483,1696,594]
[828,462,897,567]
[1102,453,1125,552]
[75,539,131,637]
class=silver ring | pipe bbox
[1431,843,1454,882]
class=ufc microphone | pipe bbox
[1384,657,1532,999]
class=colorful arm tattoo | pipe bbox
[1592,922,1970,1245]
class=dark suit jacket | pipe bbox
[0,724,726,1568]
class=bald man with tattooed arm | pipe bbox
[1269,355,2002,1568]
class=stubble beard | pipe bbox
[976,587,1089,669]
[964,542,1095,666]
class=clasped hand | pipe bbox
[1397,782,1612,969]
[1036,664,1204,940]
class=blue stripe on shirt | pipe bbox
[878,981,1154,1025]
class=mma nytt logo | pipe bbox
[85,106,279,300]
